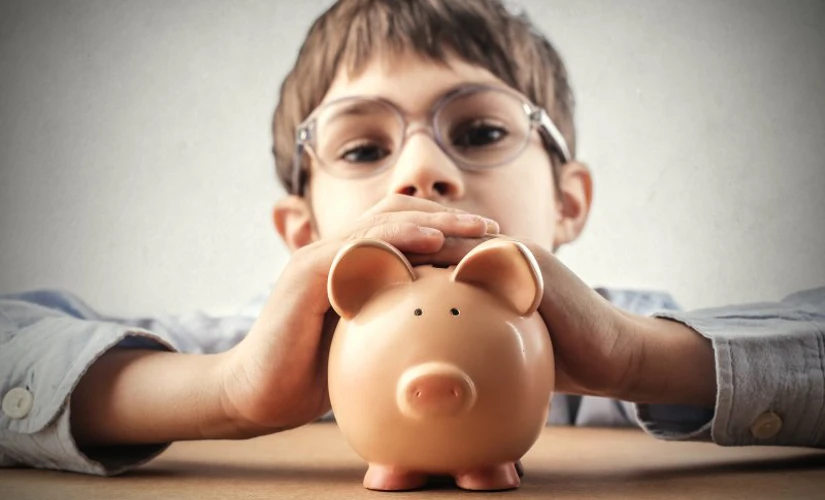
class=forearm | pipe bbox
[624,314,717,408]
[70,349,238,447]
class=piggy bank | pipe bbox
[327,238,554,491]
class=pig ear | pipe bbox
[451,239,543,315]
[328,239,415,320]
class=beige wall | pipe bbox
[1,0,823,315]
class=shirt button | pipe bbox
[2,388,34,420]
[750,411,782,440]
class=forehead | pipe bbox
[321,51,511,114]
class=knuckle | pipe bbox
[379,223,404,241]
[432,211,464,227]
[441,212,463,224]
[386,222,418,243]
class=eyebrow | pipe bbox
[324,81,510,118]
[327,100,382,118]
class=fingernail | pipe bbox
[485,219,500,234]
[419,227,442,237]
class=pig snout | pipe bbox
[396,362,477,419]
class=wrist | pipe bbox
[192,351,263,440]
[213,349,277,439]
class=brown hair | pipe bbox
[272,0,575,195]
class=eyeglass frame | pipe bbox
[289,83,572,196]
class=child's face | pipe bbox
[276,51,592,252]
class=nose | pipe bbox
[388,132,465,200]
[397,362,476,419]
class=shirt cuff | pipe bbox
[1,315,177,475]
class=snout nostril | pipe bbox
[399,186,416,196]
[433,182,449,195]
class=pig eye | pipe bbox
[450,308,460,316]
[414,308,423,316]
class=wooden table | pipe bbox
[2,423,823,499]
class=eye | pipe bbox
[339,141,391,164]
[450,308,460,316]
[414,308,423,316]
[451,120,509,149]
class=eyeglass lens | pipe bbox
[308,88,533,178]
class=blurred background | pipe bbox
[1,0,823,316]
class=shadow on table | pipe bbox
[124,462,365,483]
[524,452,825,483]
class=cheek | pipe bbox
[309,176,386,237]
[471,150,559,244]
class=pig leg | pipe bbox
[454,462,520,491]
[363,464,428,491]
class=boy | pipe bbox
[1,0,823,482]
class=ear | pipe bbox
[328,239,415,320]
[451,239,543,315]
[273,195,316,251]
[553,161,593,248]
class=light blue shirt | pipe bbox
[1,286,823,475]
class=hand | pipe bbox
[523,242,716,406]
[217,194,500,436]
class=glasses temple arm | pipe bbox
[538,109,572,164]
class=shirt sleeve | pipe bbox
[0,290,256,475]
[635,287,825,448]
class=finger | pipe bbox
[353,221,446,255]
[366,193,471,216]
[277,222,445,315]
[274,222,489,335]
[278,222,444,319]
[406,234,497,267]
[361,211,498,238]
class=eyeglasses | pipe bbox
[291,84,571,195]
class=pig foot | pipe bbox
[454,463,520,491]
[363,464,427,491]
